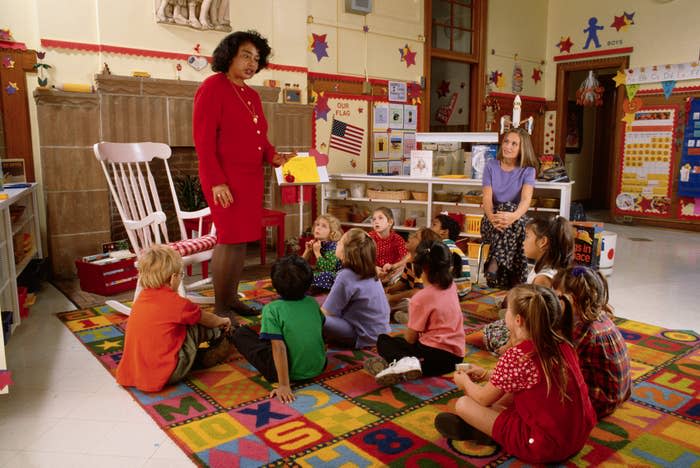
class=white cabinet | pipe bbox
[321,174,573,237]
[0,184,43,394]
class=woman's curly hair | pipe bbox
[211,30,272,73]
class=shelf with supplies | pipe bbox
[0,183,43,394]
[321,174,574,237]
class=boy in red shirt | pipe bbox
[116,245,234,392]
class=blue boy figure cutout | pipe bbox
[583,17,604,49]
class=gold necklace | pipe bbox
[228,78,259,124]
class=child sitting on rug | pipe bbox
[365,240,465,385]
[230,255,326,403]
[431,214,471,298]
[302,214,343,292]
[554,265,631,419]
[434,284,596,464]
[369,207,410,284]
[385,227,442,319]
[116,244,233,393]
[466,216,573,354]
[322,228,391,348]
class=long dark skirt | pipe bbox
[480,202,528,289]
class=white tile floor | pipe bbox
[0,222,698,466]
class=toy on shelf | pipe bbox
[499,95,534,134]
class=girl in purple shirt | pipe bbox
[481,128,539,288]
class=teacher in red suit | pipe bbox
[193,30,289,319]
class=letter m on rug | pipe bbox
[155,396,207,422]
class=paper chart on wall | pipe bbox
[615,106,677,217]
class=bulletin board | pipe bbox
[678,97,700,220]
[370,101,418,175]
[614,105,679,217]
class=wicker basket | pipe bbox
[530,197,539,207]
[327,205,351,221]
[434,192,461,202]
[464,214,483,235]
[366,189,411,200]
[463,194,482,205]
[411,191,428,201]
[539,197,559,208]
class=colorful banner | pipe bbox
[615,105,678,217]
[625,62,700,85]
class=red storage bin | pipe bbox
[18,286,29,318]
[75,258,138,296]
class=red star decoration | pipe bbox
[399,44,417,67]
[610,14,627,32]
[638,196,652,212]
[556,36,573,53]
[532,68,542,84]
[437,80,450,98]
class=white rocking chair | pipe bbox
[93,142,216,314]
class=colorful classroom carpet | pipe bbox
[57,280,700,467]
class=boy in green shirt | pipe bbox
[230,255,326,402]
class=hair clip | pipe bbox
[571,265,587,277]
[439,211,448,216]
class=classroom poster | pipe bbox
[403,132,416,159]
[314,96,369,174]
[373,103,389,130]
[389,103,404,129]
[403,104,417,129]
[373,132,389,159]
[389,133,404,159]
[615,106,678,217]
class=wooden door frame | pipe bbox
[555,55,629,210]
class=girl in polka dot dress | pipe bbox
[302,214,343,291]
[435,284,596,464]
[368,207,409,284]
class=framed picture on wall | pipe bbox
[1,159,26,183]
[565,101,583,153]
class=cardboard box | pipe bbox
[75,257,138,296]
[572,221,604,269]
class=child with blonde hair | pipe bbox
[435,284,595,464]
[369,207,409,283]
[322,228,391,348]
[302,214,343,291]
[116,244,233,392]
[553,265,631,419]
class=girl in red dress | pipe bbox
[435,284,596,464]
[368,207,409,284]
[193,31,289,319]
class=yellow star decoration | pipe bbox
[613,70,627,87]
[621,113,635,129]
[96,339,121,351]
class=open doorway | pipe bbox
[555,56,629,217]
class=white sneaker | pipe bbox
[375,356,422,386]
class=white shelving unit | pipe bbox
[321,174,574,235]
[0,183,43,394]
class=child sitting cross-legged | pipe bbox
[385,227,442,321]
[431,214,471,298]
[434,284,596,464]
[553,265,631,419]
[302,214,343,292]
[365,240,466,385]
[116,244,234,393]
[230,255,326,403]
[322,228,391,348]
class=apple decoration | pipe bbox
[284,172,295,183]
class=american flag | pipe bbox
[329,119,364,156]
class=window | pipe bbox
[424,0,486,132]
[431,0,473,54]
